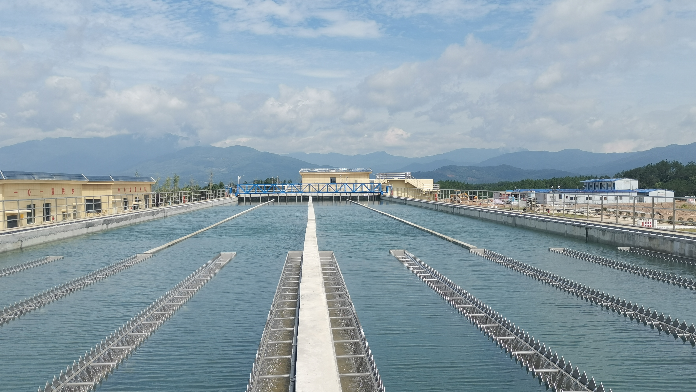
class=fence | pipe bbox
[387,188,492,201]
[396,190,696,233]
[236,183,382,195]
[1,189,229,231]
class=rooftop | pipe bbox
[299,168,371,173]
[0,170,155,182]
[580,178,635,183]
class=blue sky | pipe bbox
[1,0,695,156]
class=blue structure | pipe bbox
[235,183,383,202]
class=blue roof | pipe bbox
[580,178,634,183]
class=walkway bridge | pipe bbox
[236,183,382,203]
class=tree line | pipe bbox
[437,160,696,197]
[438,176,600,192]
[616,160,696,197]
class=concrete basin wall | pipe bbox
[0,197,237,253]
[384,196,696,259]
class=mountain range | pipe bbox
[1,134,695,185]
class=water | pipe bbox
[1,201,695,391]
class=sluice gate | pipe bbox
[320,251,384,392]
[0,203,270,327]
[618,246,696,266]
[352,202,696,346]
[0,253,154,326]
[390,250,607,392]
[247,251,302,392]
[551,247,696,290]
[0,256,63,278]
[39,252,235,392]
[474,248,696,346]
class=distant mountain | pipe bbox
[477,149,625,173]
[413,165,578,184]
[2,134,695,186]
[121,145,320,185]
[286,151,413,174]
[578,143,696,175]
[0,134,182,175]
[478,143,696,175]
[287,147,517,173]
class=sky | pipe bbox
[0,0,695,157]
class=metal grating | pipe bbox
[391,250,607,392]
[320,251,384,392]
[247,251,302,392]
[38,252,235,392]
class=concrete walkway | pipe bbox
[296,197,342,392]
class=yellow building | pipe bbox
[299,168,372,184]
[376,172,438,198]
[0,171,155,229]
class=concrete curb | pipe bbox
[384,196,696,258]
[0,197,237,253]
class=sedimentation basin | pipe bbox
[0,200,695,390]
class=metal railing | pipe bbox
[389,192,696,233]
[237,183,382,195]
[0,189,230,231]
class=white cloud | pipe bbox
[0,0,695,156]
[381,126,410,145]
[0,36,24,53]
[212,0,381,38]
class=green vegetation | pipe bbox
[616,160,696,197]
[154,173,228,193]
[438,175,599,191]
[437,160,696,197]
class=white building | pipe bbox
[498,178,674,206]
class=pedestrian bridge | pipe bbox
[236,183,383,202]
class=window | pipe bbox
[43,203,51,222]
[7,214,18,228]
[330,177,336,183]
[85,198,102,213]
[26,204,35,224]
[123,198,129,210]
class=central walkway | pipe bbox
[296,197,342,392]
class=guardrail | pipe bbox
[406,193,696,233]
[1,190,230,231]
[236,183,382,195]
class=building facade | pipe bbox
[375,172,437,198]
[0,171,155,229]
[299,168,371,184]
[496,178,674,206]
